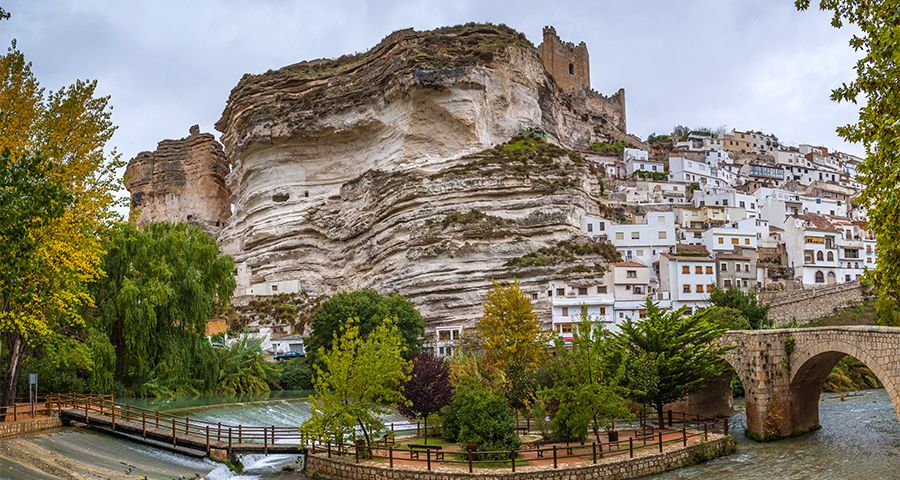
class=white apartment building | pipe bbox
[754,187,803,226]
[701,218,760,253]
[783,164,842,187]
[669,156,726,187]
[693,187,758,215]
[659,253,717,312]
[624,182,689,205]
[625,157,666,177]
[547,279,615,339]
[583,212,677,274]
[800,196,847,217]
[783,215,841,285]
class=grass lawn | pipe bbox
[803,298,876,327]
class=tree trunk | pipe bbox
[357,418,372,451]
[1,334,24,420]
[655,403,664,429]
[423,415,428,445]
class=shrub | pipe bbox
[278,357,314,390]
[590,141,628,155]
[442,382,519,457]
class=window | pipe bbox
[721,262,728,271]
[695,284,704,293]
[724,279,732,288]
[636,249,644,257]
[587,223,593,233]
[827,251,834,262]
[815,271,825,283]
[598,307,607,315]
[561,307,569,317]
[744,263,750,272]
[558,324,572,334]
[531,293,538,300]
[744,238,750,245]
[626,270,637,279]
[658,231,667,240]
[742,280,748,288]
[631,232,640,240]
[271,284,278,292]
[706,284,714,293]
[618,312,624,319]
[731,238,739,245]
[683,285,691,293]
[556,288,564,296]
[816,251,824,261]
[682,266,690,274]
[706,266,713,274]
[616,232,624,241]
[634,286,645,294]
[695,266,703,274]
[578,287,588,295]
[568,63,574,75]
[718,237,724,244]
[597,286,607,294]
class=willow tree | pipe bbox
[796,1,900,324]
[0,41,121,407]
[91,222,235,395]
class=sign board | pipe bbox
[28,373,37,385]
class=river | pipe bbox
[0,389,896,479]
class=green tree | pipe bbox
[796,1,899,319]
[697,305,751,331]
[476,280,547,410]
[307,290,423,365]
[300,317,410,450]
[278,357,314,390]
[213,336,279,396]
[709,286,770,329]
[541,316,630,442]
[441,381,519,457]
[90,222,235,395]
[611,299,730,427]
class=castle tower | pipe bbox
[538,26,591,94]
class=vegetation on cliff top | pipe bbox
[434,133,586,183]
[507,239,622,268]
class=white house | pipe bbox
[548,279,616,338]
[799,195,848,217]
[659,253,717,312]
[782,214,841,285]
[583,212,677,277]
[701,218,760,253]
[668,155,723,186]
[270,335,306,355]
[693,187,758,215]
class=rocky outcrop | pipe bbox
[130,23,636,331]
[124,126,231,234]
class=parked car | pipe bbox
[274,351,305,361]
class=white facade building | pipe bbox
[583,212,677,274]
[659,253,717,312]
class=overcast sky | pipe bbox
[2,0,864,168]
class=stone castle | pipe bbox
[124,24,635,333]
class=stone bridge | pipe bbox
[683,326,900,440]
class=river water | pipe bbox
[0,389,896,479]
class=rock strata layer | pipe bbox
[128,23,636,331]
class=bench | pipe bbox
[408,443,444,461]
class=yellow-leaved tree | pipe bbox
[475,280,548,412]
[0,40,122,407]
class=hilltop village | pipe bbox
[123,24,876,356]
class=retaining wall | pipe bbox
[306,436,735,480]
[0,417,63,439]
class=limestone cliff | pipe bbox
[130,23,634,331]
[124,125,231,234]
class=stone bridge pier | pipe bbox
[714,326,900,440]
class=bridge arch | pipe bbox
[787,340,899,435]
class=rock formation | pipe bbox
[127,23,639,333]
[124,126,231,234]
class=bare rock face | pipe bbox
[212,24,630,330]
[124,126,231,234]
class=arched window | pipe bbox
[816,251,824,261]
[827,251,834,262]
[815,271,825,283]
[568,63,575,75]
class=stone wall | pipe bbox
[306,436,735,480]
[539,26,590,95]
[760,282,866,325]
[0,417,62,439]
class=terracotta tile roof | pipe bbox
[611,260,647,268]
[675,244,710,255]
[797,214,840,232]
